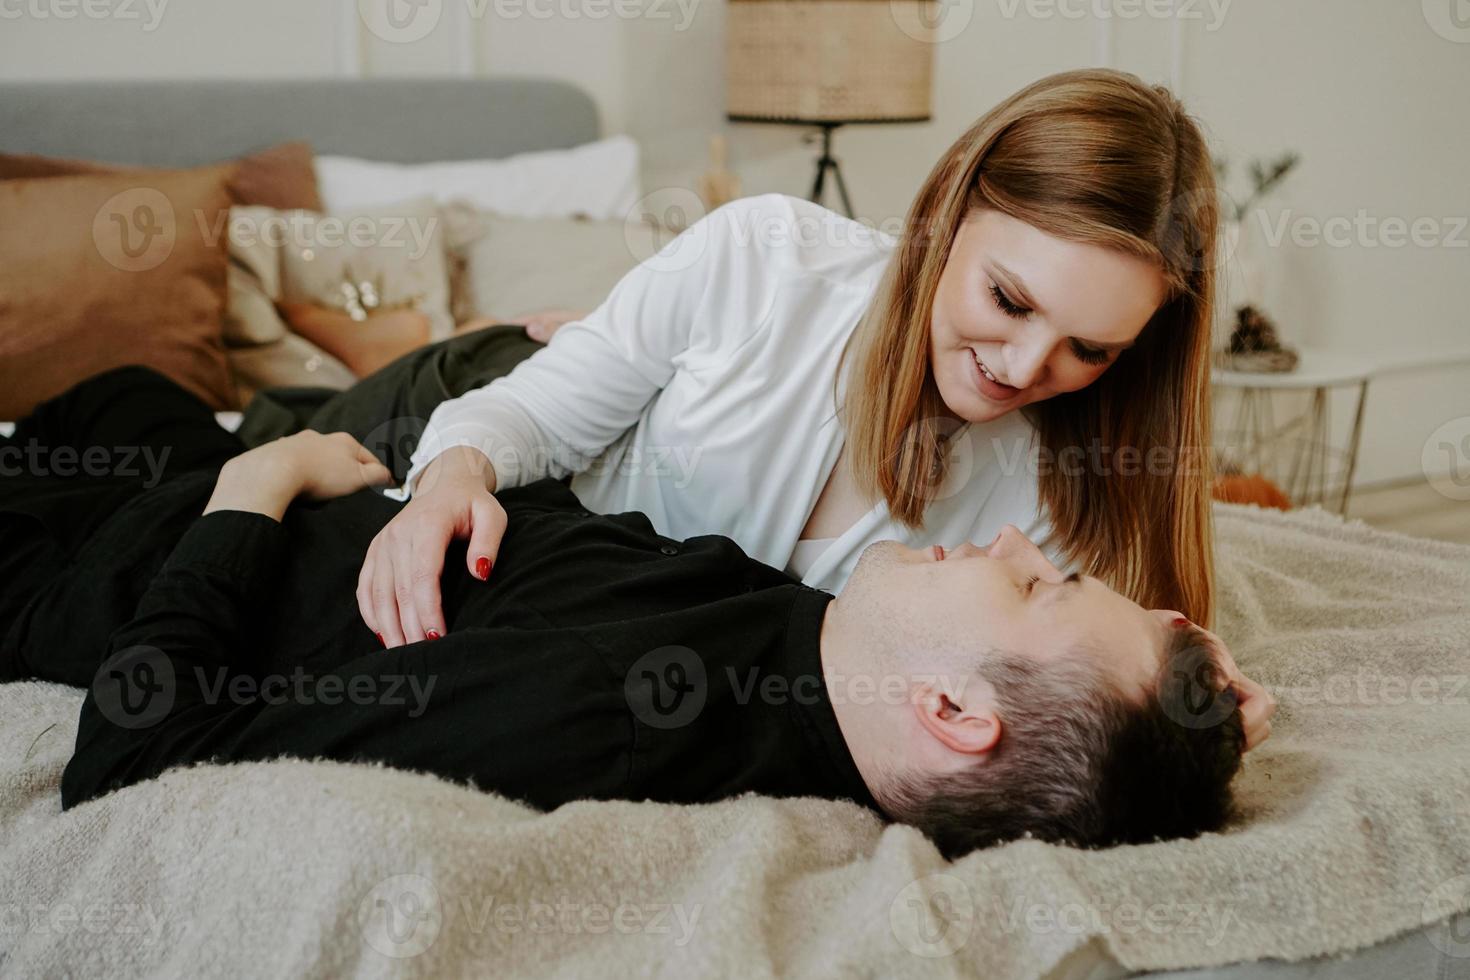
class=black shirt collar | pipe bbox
[777,587,885,816]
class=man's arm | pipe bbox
[61,433,403,807]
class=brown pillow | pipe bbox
[0,167,237,418]
[0,141,323,211]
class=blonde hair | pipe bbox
[842,68,1219,624]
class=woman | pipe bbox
[360,69,1225,655]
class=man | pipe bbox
[1,368,1265,858]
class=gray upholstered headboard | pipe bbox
[0,76,601,166]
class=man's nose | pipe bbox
[986,524,1059,577]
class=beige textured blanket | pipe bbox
[3,503,1468,978]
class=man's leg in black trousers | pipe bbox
[0,366,246,684]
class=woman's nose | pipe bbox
[1002,332,1052,389]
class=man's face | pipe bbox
[837,526,1168,699]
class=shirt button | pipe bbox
[660,545,678,556]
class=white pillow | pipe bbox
[441,204,666,323]
[315,136,641,221]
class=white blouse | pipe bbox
[401,193,1053,592]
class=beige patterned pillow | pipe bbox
[275,197,452,340]
[223,199,453,403]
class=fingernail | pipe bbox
[376,632,385,647]
[1173,616,1191,627]
[426,629,441,641]
[475,556,492,580]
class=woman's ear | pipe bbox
[911,682,1002,756]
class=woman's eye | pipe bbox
[1069,340,1112,366]
[989,283,1030,320]
[1024,575,1039,594]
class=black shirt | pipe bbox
[61,478,880,819]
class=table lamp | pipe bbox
[726,0,937,217]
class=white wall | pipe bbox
[2,0,1467,490]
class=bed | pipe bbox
[2,78,1467,979]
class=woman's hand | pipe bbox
[452,308,588,344]
[356,447,507,648]
[205,431,393,521]
[517,307,586,344]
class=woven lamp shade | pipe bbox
[726,0,936,124]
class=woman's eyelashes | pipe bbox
[1068,339,1112,366]
[986,282,1114,367]
[988,283,1029,320]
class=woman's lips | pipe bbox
[969,349,1023,402]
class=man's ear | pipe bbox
[911,682,1001,756]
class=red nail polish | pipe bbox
[475,556,492,580]
[1173,616,1191,627]
[376,632,385,647]
[426,629,441,641]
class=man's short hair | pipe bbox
[881,625,1245,859]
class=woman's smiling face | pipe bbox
[930,208,1169,423]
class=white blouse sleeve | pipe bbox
[400,196,770,495]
